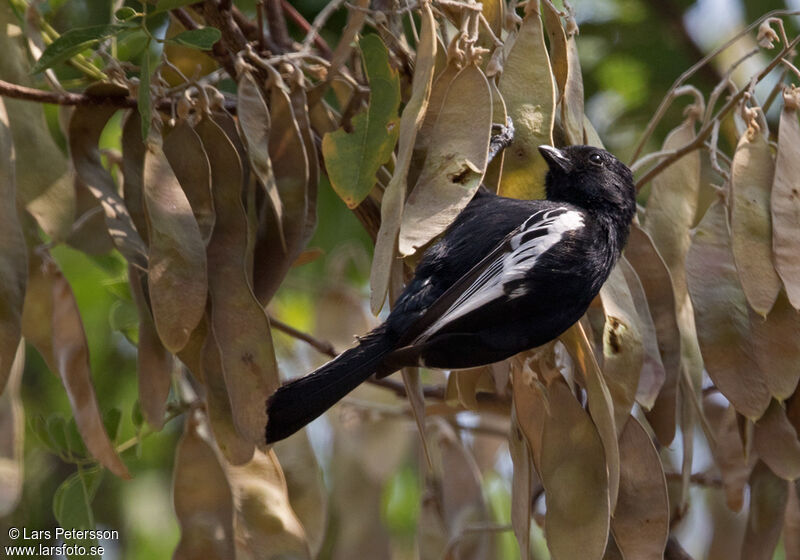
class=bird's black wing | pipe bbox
[393,205,585,349]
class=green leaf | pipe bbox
[153,0,198,14]
[52,469,103,559]
[138,41,153,141]
[46,414,69,454]
[131,401,144,429]
[115,7,139,21]
[169,28,221,50]
[30,415,57,452]
[103,408,123,443]
[31,24,133,73]
[109,299,139,339]
[66,418,87,457]
[322,34,401,208]
[53,469,102,528]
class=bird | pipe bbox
[265,144,637,443]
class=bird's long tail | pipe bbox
[265,326,397,443]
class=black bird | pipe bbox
[266,145,636,443]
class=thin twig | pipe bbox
[265,0,292,50]
[665,471,723,488]
[631,8,800,161]
[701,48,759,126]
[635,34,800,190]
[269,315,337,357]
[268,314,447,399]
[628,85,702,168]
[442,524,513,559]
[172,7,199,31]
[0,78,237,111]
[0,79,134,106]
[301,0,345,55]
[280,0,334,58]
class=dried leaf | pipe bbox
[50,261,130,478]
[599,261,645,432]
[272,432,328,557]
[707,483,747,559]
[173,414,236,560]
[561,30,585,145]
[410,60,459,187]
[541,1,568,103]
[287,80,319,250]
[610,416,669,560]
[370,5,437,313]
[497,9,555,199]
[201,329,255,466]
[252,78,310,305]
[541,379,609,560]
[237,71,283,236]
[142,142,208,352]
[448,366,496,410]
[509,405,533,560]
[329,417,405,560]
[511,359,548,475]
[0,98,26,394]
[619,243,666,410]
[483,78,508,192]
[121,110,149,243]
[195,116,279,444]
[65,175,115,255]
[785,482,800,560]
[21,244,57,375]
[227,448,311,559]
[163,121,215,244]
[402,366,432,467]
[0,341,24,515]
[560,323,620,510]
[399,64,492,255]
[730,127,781,316]
[322,34,400,208]
[423,419,490,559]
[703,396,751,511]
[741,461,788,560]
[129,266,172,430]
[753,399,800,480]
[686,199,770,418]
[0,5,75,241]
[477,0,504,51]
[749,291,800,400]
[643,115,704,393]
[175,313,208,384]
[68,83,148,270]
[772,88,800,309]
[626,225,681,443]
[584,115,604,148]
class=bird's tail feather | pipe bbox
[265,327,396,443]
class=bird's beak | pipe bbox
[538,145,571,172]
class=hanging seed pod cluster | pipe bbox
[1,0,800,558]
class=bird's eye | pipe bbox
[589,153,604,166]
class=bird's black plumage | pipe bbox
[265,145,636,444]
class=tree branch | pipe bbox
[265,0,292,50]
[281,0,333,59]
[0,78,237,111]
[634,33,800,190]
[268,314,447,399]
[269,315,337,357]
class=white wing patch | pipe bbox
[415,207,584,342]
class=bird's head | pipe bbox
[538,145,636,223]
